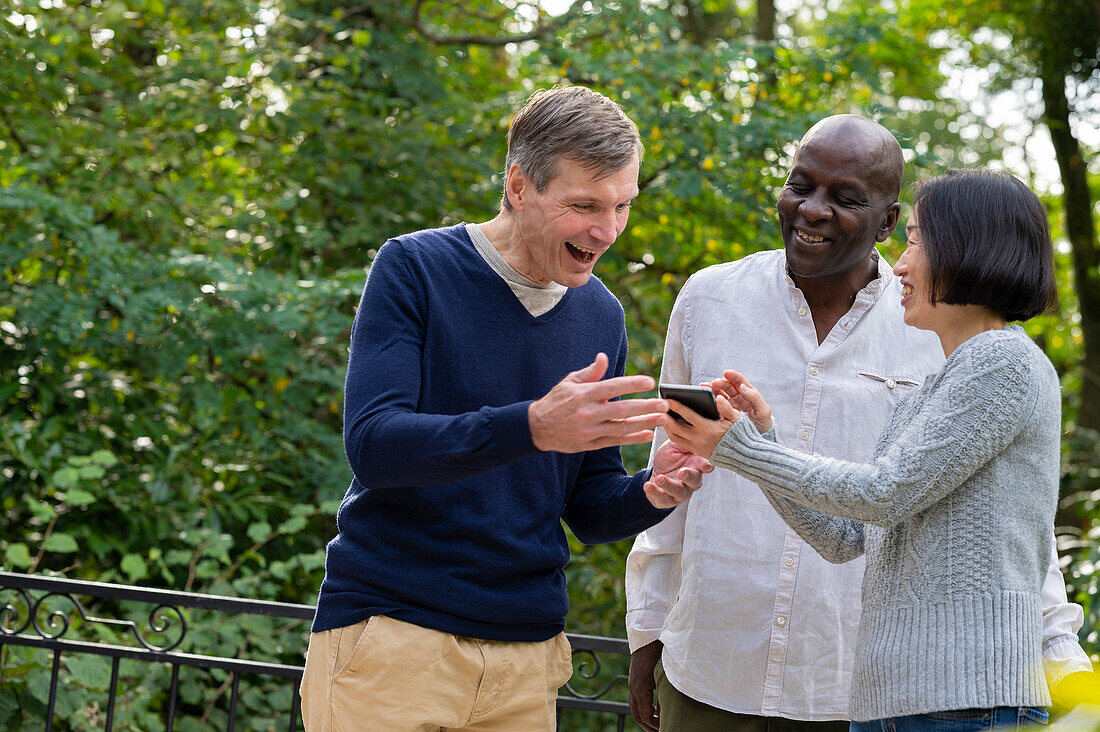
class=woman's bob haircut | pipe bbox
[911,169,1057,322]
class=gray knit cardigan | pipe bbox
[712,325,1059,721]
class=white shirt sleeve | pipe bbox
[625,502,688,651]
[1040,536,1093,684]
[624,280,694,653]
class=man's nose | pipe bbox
[589,211,619,244]
[798,190,832,221]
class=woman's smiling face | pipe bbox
[894,208,934,330]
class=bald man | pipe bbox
[625,116,1092,731]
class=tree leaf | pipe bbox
[4,543,32,568]
[63,654,111,691]
[42,533,78,553]
[51,466,80,490]
[90,449,118,467]
[246,521,272,544]
[64,488,97,506]
[120,553,148,581]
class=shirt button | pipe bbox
[776,616,787,626]
[800,430,809,440]
[886,379,897,389]
[798,307,808,316]
[810,367,819,376]
[784,557,794,567]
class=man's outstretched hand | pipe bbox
[529,353,669,453]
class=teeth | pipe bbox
[797,229,825,243]
[901,284,913,296]
[569,242,598,254]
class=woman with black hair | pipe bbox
[661,170,1063,730]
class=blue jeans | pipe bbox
[850,708,1049,732]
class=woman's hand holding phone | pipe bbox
[660,389,741,460]
[660,371,774,459]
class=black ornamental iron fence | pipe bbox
[0,571,634,731]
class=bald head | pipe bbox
[796,115,905,203]
[777,115,906,285]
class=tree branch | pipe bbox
[640,162,674,193]
[413,0,576,46]
[0,106,27,154]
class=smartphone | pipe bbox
[659,384,719,424]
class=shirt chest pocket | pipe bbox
[857,370,921,393]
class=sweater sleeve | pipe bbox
[726,424,867,563]
[711,339,1040,528]
[758,485,867,564]
[342,241,539,490]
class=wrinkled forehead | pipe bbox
[791,129,901,197]
[549,155,640,199]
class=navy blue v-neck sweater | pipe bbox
[312,225,668,642]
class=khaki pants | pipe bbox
[300,614,573,731]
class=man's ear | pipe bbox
[505,162,529,211]
[876,202,901,242]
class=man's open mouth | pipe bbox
[796,228,827,244]
[566,241,597,263]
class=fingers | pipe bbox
[643,479,676,508]
[591,429,656,450]
[628,645,662,732]
[665,398,703,427]
[644,468,704,507]
[628,682,657,731]
[715,394,741,422]
[683,453,715,473]
[659,413,691,444]
[601,397,668,420]
[568,354,657,400]
[735,381,769,413]
[585,373,658,401]
[584,413,667,451]
[659,416,683,442]
[708,380,737,401]
[570,352,610,383]
[629,693,660,732]
[532,364,667,452]
[652,440,712,473]
[675,466,705,490]
[722,369,751,389]
[721,379,772,433]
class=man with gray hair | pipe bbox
[299,85,711,730]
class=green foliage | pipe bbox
[0,184,350,726]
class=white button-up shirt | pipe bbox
[626,249,1090,720]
